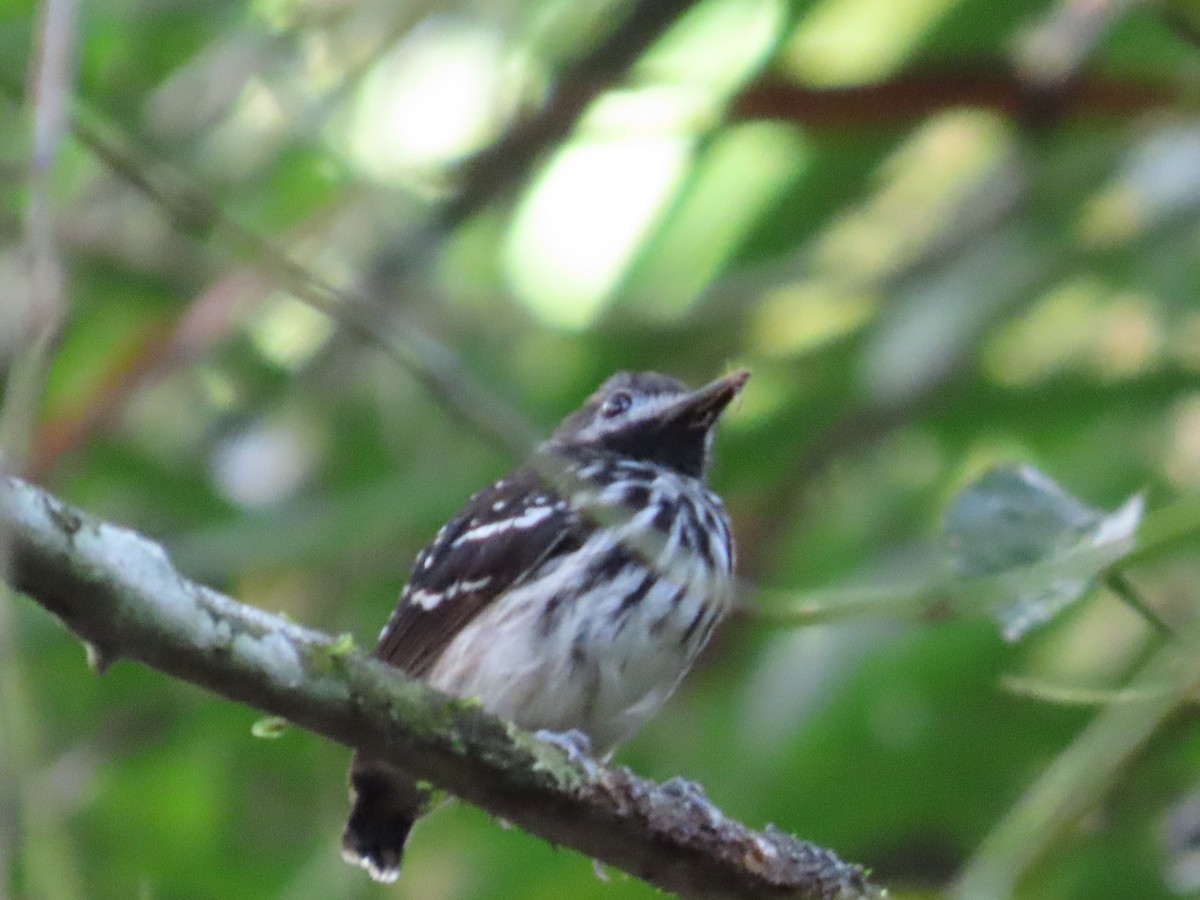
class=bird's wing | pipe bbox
[374,464,589,678]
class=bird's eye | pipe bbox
[601,391,633,418]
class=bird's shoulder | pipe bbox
[373,463,588,676]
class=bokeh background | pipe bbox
[3,0,1200,897]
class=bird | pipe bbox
[341,368,749,882]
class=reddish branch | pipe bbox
[733,71,1177,128]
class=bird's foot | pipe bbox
[535,728,599,778]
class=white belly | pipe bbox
[426,476,734,753]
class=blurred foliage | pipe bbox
[2,0,1200,898]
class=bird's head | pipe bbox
[550,369,750,479]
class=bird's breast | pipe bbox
[426,459,735,751]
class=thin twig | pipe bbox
[999,673,1174,706]
[951,616,1200,900]
[0,4,85,898]
[435,0,706,232]
[1105,570,1173,638]
[1014,0,1143,92]
[0,67,540,461]
[732,71,1176,126]
[67,108,539,459]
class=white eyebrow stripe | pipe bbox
[574,393,684,442]
[625,394,683,422]
[451,505,555,545]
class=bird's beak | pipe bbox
[668,369,750,429]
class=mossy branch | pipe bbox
[0,475,884,900]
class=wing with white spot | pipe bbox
[374,464,589,677]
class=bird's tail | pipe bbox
[341,754,431,883]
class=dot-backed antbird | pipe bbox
[342,369,749,881]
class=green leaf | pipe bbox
[250,716,290,739]
[944,464,1144,640]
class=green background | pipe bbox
[2,0,1200,897]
